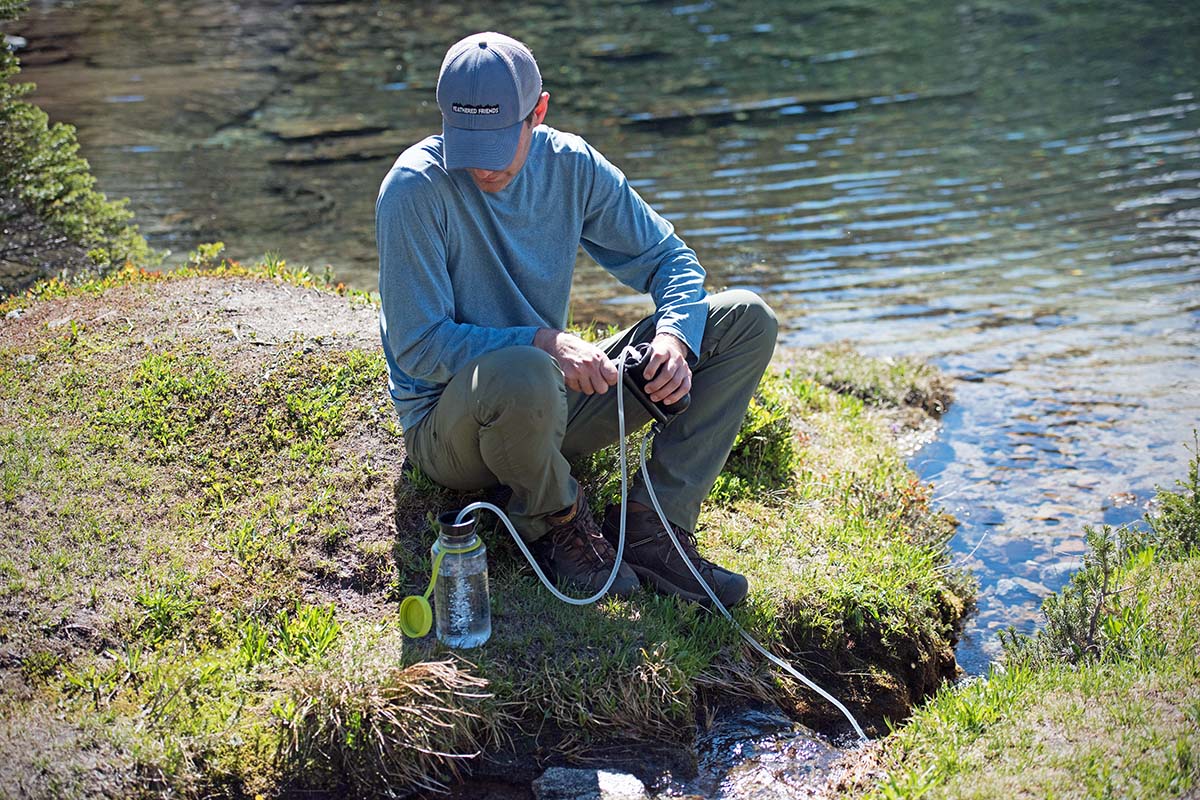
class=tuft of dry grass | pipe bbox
[281,654,498,795]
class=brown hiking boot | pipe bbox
[532,491,640,598]
[602,504,749,608]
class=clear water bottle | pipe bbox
[432,511,491,648]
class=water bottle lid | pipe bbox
[398,594,433,638]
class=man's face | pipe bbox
[466,118,534,193]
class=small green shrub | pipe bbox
[1003,436,1200,668]
[1001,525,1131,666]
[1142,432,1200,559]
[1,0,152,291]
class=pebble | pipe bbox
[1105,492,1139,508]
[1011,577,1052,596]
[1054,536,1088,554]
[5,309,22,320]
[1032,502,1076,522]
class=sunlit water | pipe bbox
[10,0,1198,690]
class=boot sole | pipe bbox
[628,563,747,608]
[549,568,640,599]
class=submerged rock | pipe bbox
[260,113,389,142]
[623,84,977,128]
[578,33,665,61]
[533,767,649,800]
[269,131,411,166]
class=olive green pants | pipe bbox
[404,289,778,541]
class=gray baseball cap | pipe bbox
[436,32,542,171]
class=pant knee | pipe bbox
[708,289,778,355]
[740,290,779,341]
[473,346,564,423]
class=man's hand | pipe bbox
[642,333,692,406]
[534,328,618,395]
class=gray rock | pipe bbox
[533,767,648,800]
[993,577,1018,598]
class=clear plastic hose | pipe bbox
[454,347,638,605]
[638,434,868,741]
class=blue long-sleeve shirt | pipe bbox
[376,125,708,432]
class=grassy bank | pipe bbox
[845,439,1200,800]
[0,257,968,798]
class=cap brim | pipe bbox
[442,119,524,171]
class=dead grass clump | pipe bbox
[279,655,496,796]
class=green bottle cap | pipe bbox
[399,594,433,638]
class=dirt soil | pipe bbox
[4,275,380,352]
[1,274,404,656]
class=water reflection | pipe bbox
[10,0,1200,675]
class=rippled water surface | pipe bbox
[11,0,1200,674]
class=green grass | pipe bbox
[0,261,969,797]
[788,342,953,417]
[854,439,1200,800]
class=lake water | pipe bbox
[9,0,1199,677]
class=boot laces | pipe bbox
[671,526,720,575]
[549,508,612,568]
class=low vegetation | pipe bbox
[850,436,1200,800]
[0,255,968,798]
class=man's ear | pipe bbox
[533,91,550,125]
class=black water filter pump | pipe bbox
[619,342,691,423]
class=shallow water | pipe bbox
[10,0,1199,677]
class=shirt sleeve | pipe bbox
[376,169,539,384]
[578,142,707,360]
